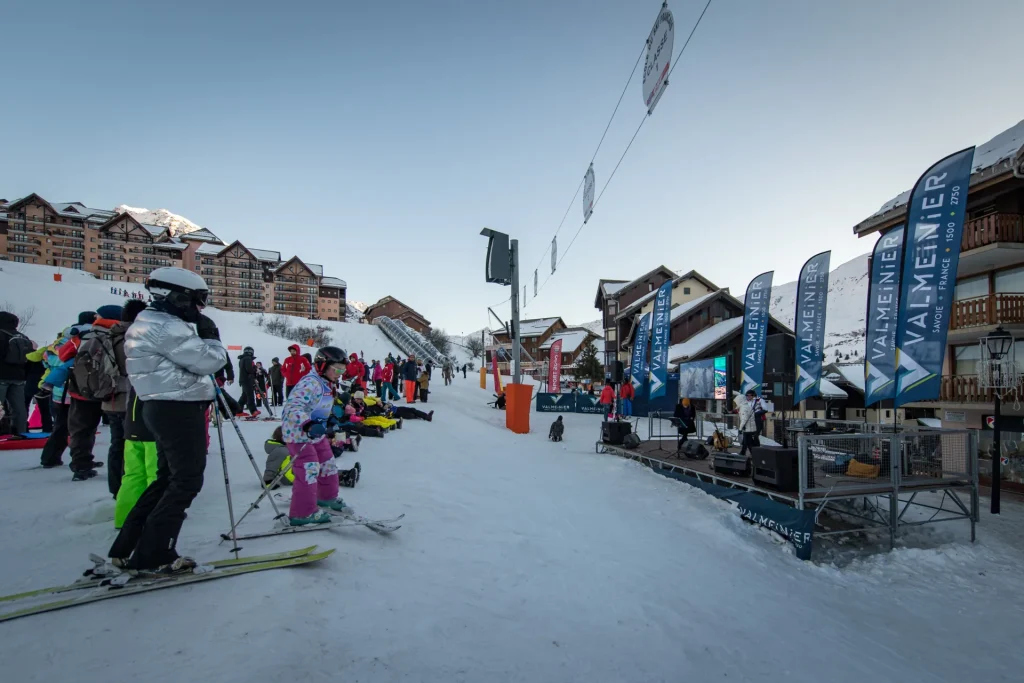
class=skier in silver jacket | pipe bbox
[108,267,228,573]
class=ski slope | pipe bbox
[1,370,1022,681]
[0,261,403,364]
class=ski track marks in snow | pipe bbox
[0,376,1023,682]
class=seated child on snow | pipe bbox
[548,415,564,442]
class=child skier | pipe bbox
[280,346,350,525]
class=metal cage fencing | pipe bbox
[768,417,867,443]
[696,412,740,446]
[798,429,977,494]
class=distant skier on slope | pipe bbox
[107,267,227,573]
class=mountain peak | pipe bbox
[115,204,204,237]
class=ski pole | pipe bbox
[213,384,287,520]
[221,457,295,541]
[213,395,242,557]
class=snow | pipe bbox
[0,260,401,365]
[115,204,207,238]
[765,252,869,361]
[818,376,847,399]
[248,248,281,263]
[305,262,324,276]
[669,291,718,322]
[601,280,628,297]
[574,318,605,338]
[833,363,866,393]
[519,317,560,338]
[2,266,1023,681]
[668,317,743,364]
[869,118,1024,218]
[539,328,591,353]
[195,242,226,255]
[320,276,347,288]
[1,363,1023,681]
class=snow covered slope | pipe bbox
[766,252,869,361]
[114,204,205,237]
[1,368,1022,682]
[0,261,401,364]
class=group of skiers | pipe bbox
[107,287,150,301]
[0,266,444,572]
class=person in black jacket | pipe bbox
[268,357,284,406]
[212,335,241,418]
[236,346,259,417]
[0,311,32,436]
[401,355,419,404]
[674,397,697,448]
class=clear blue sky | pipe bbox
[4,0,1023,336]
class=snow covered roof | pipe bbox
[832,363,865,393]
[306,263,324,276]
[179,228,223,243]
[196,242,225,255]
[140,223,166,236]
[51,202,116,222]
[818,377,848,399]
[540,328,593,353]
[668,318,743,364]
[153,241,188,251]
[858,119,1024,229]
[248,248,281,263]
[321,276,347,288]
[614,272,718,321]
[602,281,629,296]
[518,317,562,338]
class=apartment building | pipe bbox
[593,266,676,372]
[363,296,431,333]
[1,191,348,321]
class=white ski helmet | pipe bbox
[146,267,210,308]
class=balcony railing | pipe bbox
[962,213,1024,251]
[950,293,1024,330]
[940,375,995,404]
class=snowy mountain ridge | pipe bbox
[115,204,205,237]
[765,252,869,361]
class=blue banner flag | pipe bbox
[864,226,905,406]
[794,252,830,404]
[740,271,774,396]
[894,147,975,407]
[649,281,674,398]
[630,312,651,395]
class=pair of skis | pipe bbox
[222,511,405,541]
[0,545,333,623]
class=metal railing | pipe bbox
[374,316,446,365]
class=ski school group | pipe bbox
[0,266,439,577]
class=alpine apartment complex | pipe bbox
[0,193,347,320]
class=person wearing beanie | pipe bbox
[77,311,97,327]
[0,311,33,436]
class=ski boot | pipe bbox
[72,468,97,481]
[339,463,361,488]
[317,497,349,512]
[289,509,332,526]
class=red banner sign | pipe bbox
[491,352,502,393]
[548,339,563,391]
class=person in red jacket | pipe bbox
[281,344,311,398]
[379,361,398,402]
[619,380,635,417]
[599,382,616,421]
[342,352,366,391]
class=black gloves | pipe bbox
[197,313,221,341]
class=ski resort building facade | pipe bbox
[362,296,431,333]
[0,192,347,321]
[853,119,1024,480]
[488,317,568,375]
[594,265,676,373]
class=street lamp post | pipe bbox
[981,326,1014,515]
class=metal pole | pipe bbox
[213,397,241,557]
[510,238,522,385]
[992,393,1001,514]
[214,388,287,520]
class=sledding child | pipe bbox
[548,415,564,442]
[352,391,399,431]
[280,346,350,525]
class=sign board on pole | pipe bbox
[534,269,538,297]
[551,236,557,274]
[583,164,595,223]
[643,3,675,115]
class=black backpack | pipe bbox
[0,329,32,366]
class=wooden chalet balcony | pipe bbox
[950,293,1024,329]
[962,213,1023,251]
[940,375,995,404]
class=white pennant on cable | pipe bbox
[643,2,675,115]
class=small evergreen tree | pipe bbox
[573,344,604,385]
